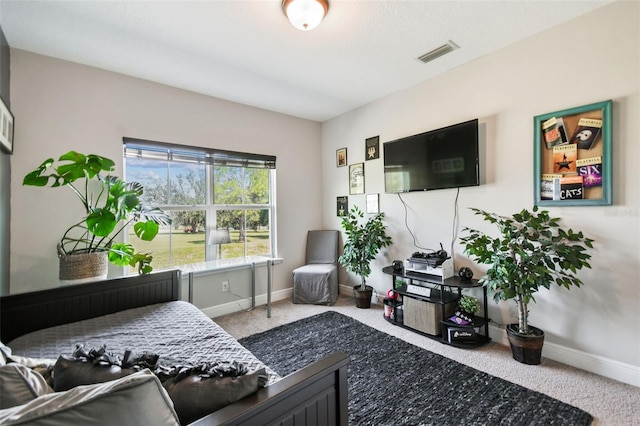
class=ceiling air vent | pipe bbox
[417,40,459,64]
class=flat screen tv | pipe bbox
[384,119,479,193]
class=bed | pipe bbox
[0,269,349,425]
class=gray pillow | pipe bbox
[162,367,267,425]
[53,355,134,392]
[0,369,180,426]
[0,364,52,409]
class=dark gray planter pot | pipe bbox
[506,324,545,365]
[353,285,373,309]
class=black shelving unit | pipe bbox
[382,266,490,348]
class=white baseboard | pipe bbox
[203,285,640,388]
[488,324,640,388]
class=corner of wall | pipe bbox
[0,24,11,296]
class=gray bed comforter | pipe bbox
[8,301,280,384]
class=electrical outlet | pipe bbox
[222,281,229,292]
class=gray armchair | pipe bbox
[292,230,339,305]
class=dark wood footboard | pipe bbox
[193,351,350,426]
[0,270,350,426]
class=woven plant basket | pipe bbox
[58,247,108,283]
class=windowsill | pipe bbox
[175,256,283,275]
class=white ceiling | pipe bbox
[1,0,613,122]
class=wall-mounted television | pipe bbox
[383,119,480,193]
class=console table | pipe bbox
[178,256,280,318]
[382,266,490,348]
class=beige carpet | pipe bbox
[213,295,640,426]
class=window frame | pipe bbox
[123,138,277,267]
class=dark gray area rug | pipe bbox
[239,311,593,426]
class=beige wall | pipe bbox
[9,50,323,296]
[322,1,639,374]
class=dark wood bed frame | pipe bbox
[0,270,349,426]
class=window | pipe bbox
[123,138,276,269]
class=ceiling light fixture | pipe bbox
[282,0,329,31]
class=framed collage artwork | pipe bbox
[533,100,612,206]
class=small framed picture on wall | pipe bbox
[336,147,347,167]
[337,196,348,216]
[365,136,379,160]
[349,163,365,195]
[366,193,379,214]
[0,96,14,154]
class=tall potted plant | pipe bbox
[338,206,392,308]
[23,151,171,281]
[460,206,593,364]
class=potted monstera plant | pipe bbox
[23,151,171,282]
[338,206,392,308]
[460,206,593,364]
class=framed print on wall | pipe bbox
[349,162,365,195]
[0,96,14,154]
[336,147,347,167]
[366,193,379,214]
[337,196,348,216]
[365,136,379,160]
[534,99,612,206]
